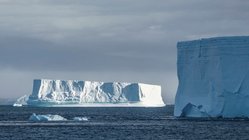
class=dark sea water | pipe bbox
[1,105,249,140]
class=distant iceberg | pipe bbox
[29,113,67,121]
[16,79,164,107]
[174,36,249,118]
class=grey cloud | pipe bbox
[0,35,173,72]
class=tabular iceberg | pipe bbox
[174,36,249,118]
[22,79,164,107]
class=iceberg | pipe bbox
[174,36,249,118]
[21,79,164,107]
[29,113,67,121]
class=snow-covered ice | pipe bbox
[29,113,67,121]
[19,79,164,107]
[174,36,249,118]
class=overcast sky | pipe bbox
[0,0,249,104]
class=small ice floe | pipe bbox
[29,113,67,121]
[73,117,89,121]
[13,95,29,107]
[13,103,22,107]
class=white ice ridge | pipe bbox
[25,79,164,107]
[174,36,249,118]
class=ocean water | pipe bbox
[1,105,249,139]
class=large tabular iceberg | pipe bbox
[23,79,164,107]
[174,36,249,118]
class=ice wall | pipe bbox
[27,79,164,107]
[174,36,249,118]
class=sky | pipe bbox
[0,0,249,104]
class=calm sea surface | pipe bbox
[1,105,249,139]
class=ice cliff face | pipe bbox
[174,36,249,118]
[26,79,164,107]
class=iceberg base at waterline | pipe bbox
[15,79,165,107]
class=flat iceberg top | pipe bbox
[178,36,249,48]
[25,79,164,107]
[174,36,249,118]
